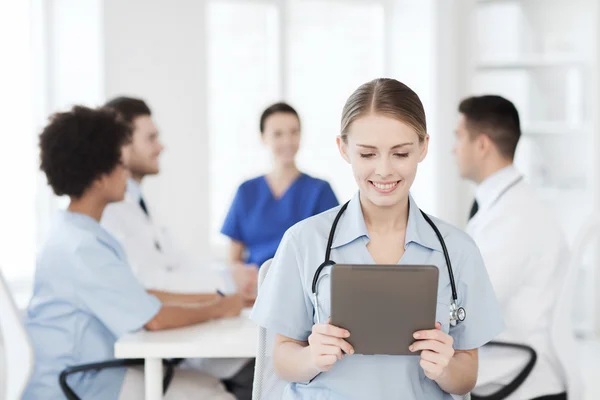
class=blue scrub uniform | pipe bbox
[221,173,338,267]
[22,211,161,400]
[251,193,505,400]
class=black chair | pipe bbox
[471,341,538,400]
[59,358,178,400]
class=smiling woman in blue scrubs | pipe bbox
[221,102,338,299]
[251,79,505,399]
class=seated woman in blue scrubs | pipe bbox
[251,79,505,399]
[221,102,338,299]
[23,106,242,400]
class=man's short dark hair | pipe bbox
[104,96,152,125]
[458,95,521,160]
[39,106,132,198]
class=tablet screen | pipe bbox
[330,264,438,356]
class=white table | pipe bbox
[115,309,257,400]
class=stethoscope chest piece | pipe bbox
[449,301,466,326]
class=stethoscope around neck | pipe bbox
[311,201,466,327]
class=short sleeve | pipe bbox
[74,242,162,338]
[250,229,314,341]
[221,185,245,243]
[450,242,505,350]
[313,182,339,215]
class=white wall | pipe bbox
[390,0,468,227]
[104,0,210,262]
[47,0,104,110]
[593,0,600,336]
[1,0,107,299]
[432,0,472,226]
[0,0,37,282]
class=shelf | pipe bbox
[522,122,591,136]
[476,55,586,70]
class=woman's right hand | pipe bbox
[219,293,244,318]
[308,320,354,372]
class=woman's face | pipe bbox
[261,112,301,166]
[97,147,130,203]
[337,113,428,208]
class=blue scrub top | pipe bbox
[23,211,161,400]
[221,173,338,267]
[251,192,504,400]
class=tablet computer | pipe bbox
[330,264,438,356]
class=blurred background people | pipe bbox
[23,106,241,400]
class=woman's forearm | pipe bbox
[147,289,219,304]
[274,339,320,383]
[228,240,245,264]
[145,303,221,330]
[435,350,478,395]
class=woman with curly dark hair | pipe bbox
[23,106,241,400]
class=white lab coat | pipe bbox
[468,166,568,399]
[102,179,248,379]
[101,180,192,290]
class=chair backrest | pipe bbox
[0,269,34,400]
[550,216,599,400]
[252,259,288,400]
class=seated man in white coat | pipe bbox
[101,97,254,400]
[453,95,568,400]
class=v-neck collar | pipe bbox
[330,192,443,253]
[263,173,305,201]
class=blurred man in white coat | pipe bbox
[453,95,568,400]
[101,97,253,400]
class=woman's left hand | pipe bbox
[232,263,259,300]
[409,322,455,381]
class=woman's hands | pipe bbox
[410,322,455,381]
[308,319,354,372]
[305,320,454,380]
